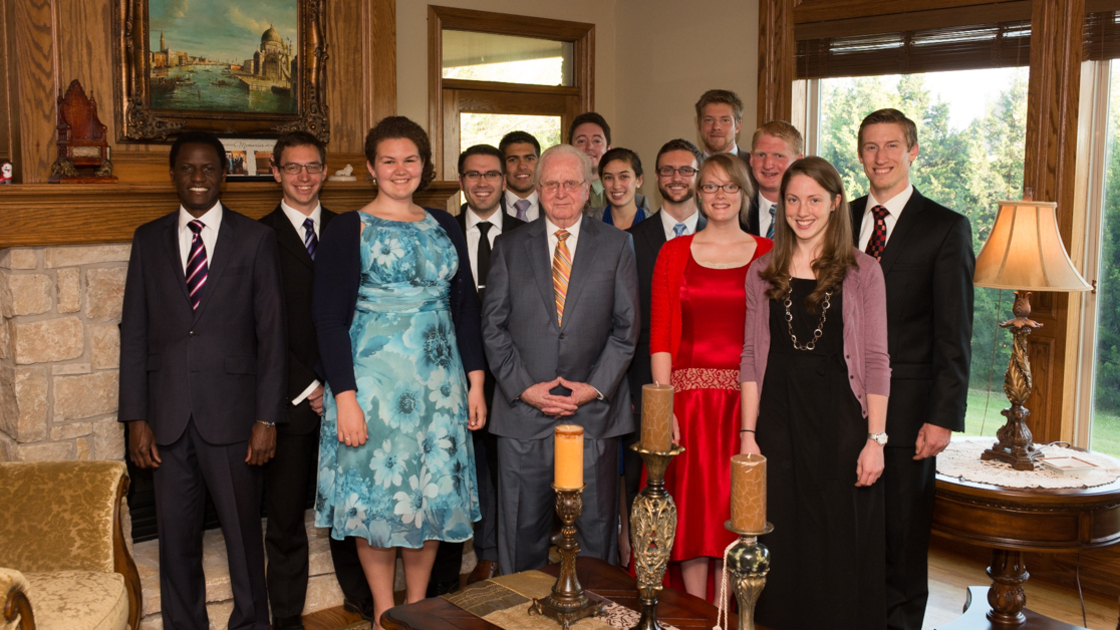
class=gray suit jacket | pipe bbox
[482,215,640,441]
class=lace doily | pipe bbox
[936,437,1120,489]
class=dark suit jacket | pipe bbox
[850,188,974,444]
[259,204,337,434]
[482,215,640,440]
[626,210,706,417]
[455,204,527,302]
[119,206,288,445]
[741,193,761,236]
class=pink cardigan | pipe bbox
[739,249,891,418]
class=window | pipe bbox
[428,7,594,190]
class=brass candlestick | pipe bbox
[723,521,774,630]
[628,442,684,630]
[529,485,605,628]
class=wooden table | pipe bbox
[932,468,1120,629]
[381,557,759,629]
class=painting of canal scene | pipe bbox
[147,0,298,115]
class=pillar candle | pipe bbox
[554,424,584,489]
[641,383,674,452]
[730,454,766,532]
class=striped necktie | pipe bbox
[186,220,208,311]
[552,230,572,326]
[766,205,776,239]
[303,217,317,260]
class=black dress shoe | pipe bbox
[272,615,305,630]
[343,597,375,622]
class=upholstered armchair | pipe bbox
[0,461,141,630]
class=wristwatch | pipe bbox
[868,432,888,446]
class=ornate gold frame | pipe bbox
[112,0,329,143]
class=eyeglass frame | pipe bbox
[277,162,326,175]
[462,170,504,182]
[539,179,587,194]
[698,183,742,194]
[656,165,699,178]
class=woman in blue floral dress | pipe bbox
[313,117,486,628]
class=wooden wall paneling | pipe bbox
[12,0,58,184]
[758,0,795,126]
[793,0,1025,23]
[367,0,396,130]
[0,0,20,178]
[1021,0,1085,444]
[56,1,113,139]
[325,0,395,154]
[428,5,445,179]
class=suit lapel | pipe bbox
[164,217,192,307]
[877,189,927,276]
[270,206,314,270]
[640,213,666,255]
[193,206,236,324]
[559,216,598,330]
[850,199,865,246]
[525,221,559,329]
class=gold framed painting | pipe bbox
[113,0,329,142]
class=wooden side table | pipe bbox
[932,468,1120,629]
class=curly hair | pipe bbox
[760,157,856,313]
[363,116,435,192]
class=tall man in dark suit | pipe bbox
[622,139,706,513]
[119,131,286,630]
[695,89,751,163]
[482,144,639,576]
[259,132,372,629]
[741,121,803,237]
[849,109,974,630]
[428,144,526,593]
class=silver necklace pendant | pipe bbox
[784,288,832,351]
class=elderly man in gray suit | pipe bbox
[482,143,640,575]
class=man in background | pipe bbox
[500,131,542,222]
[742,121,803,237]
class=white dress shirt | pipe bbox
[280,200,322,243]
[280,200,324,406]
[703,143,741,160]
[658,208,701,241]
[857,183,915,251]
[465,208,506,290]
[178,202,222,272]
[505,190,540,222]
[757,194,776,237]
[545,215,582,262]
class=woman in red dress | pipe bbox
[649,153,772,600]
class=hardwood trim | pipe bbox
[112,473,141,630]
[794,1,1032,39]
[2,587,34,630]
[12,0,58,184]
[793,0,1026,23]
[367,0,396,128]
[758,0,796,126]
[0,181,462,248]
[442,78,581,97]
[428,5,444,179]
[427,5,595,40]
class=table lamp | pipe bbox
[973,198,1091,470]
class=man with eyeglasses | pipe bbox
[427,144,527,594]
[695,89,751,163]
[622,139,707,513]
[482,144,639,576]
[743,121,803,237]
[259,131,373,629]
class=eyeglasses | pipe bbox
[699,183,741,194]
[656,166,698,177]
[279,162,325,175]
[463,170,504,182]
[540,180,586,194]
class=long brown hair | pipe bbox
[760,157,856,312]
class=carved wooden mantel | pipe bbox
[0,181,461,249]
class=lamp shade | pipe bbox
[973,200,1091,292]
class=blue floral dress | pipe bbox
[315,211,479,548]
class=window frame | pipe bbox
[427,5,595,181]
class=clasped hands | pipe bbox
[521,377,599,417]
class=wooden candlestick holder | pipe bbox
[628,442,684,630]
[529,485,605,628]
[723,521,775,630]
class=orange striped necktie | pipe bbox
[552,230,572,326]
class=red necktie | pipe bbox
[864,205,890,260]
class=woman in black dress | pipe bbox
[739,157,891,629]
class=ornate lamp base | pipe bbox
[981,291,1043,471]
[724,521,774,630]
[628,443,684,630]
[528,485,605,629]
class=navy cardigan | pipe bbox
[312,208,486,395]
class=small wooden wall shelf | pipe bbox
[0,181,461,249]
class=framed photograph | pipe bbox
[220,137,279,180]
[113,0,329,142]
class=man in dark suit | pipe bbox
[119,131,287,630]
[622,139,706,514]
[695,89,751,163]
[428,144,526,593]
[849,109,974,630]
[259,132,372,629]
[482,144,639,576]
[500,131,542,222]
[741,121,803,237]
